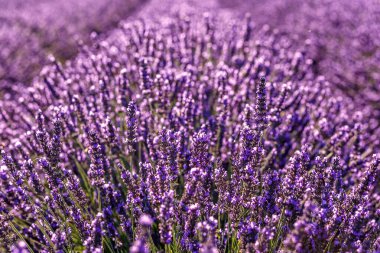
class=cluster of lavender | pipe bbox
[0,0,145,92]
[289,0,379,99]
[224,0,380,133]
[298,0,380,131]
[0,11,379,253]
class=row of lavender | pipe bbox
[222,0,380,134]
[0,0,145,93]
[1,11,379,252]
[2,0,379,141]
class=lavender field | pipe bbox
[0,0,379,252]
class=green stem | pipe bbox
[10,222,35,253]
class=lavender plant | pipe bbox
[223,0,380,136]
[0,10,379,253]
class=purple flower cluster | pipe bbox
[0,2,379,253]
[224,0,380,137]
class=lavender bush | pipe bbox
[222,0,380,133]
[0,10,379,252]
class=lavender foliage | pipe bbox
[0,1,380,253]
